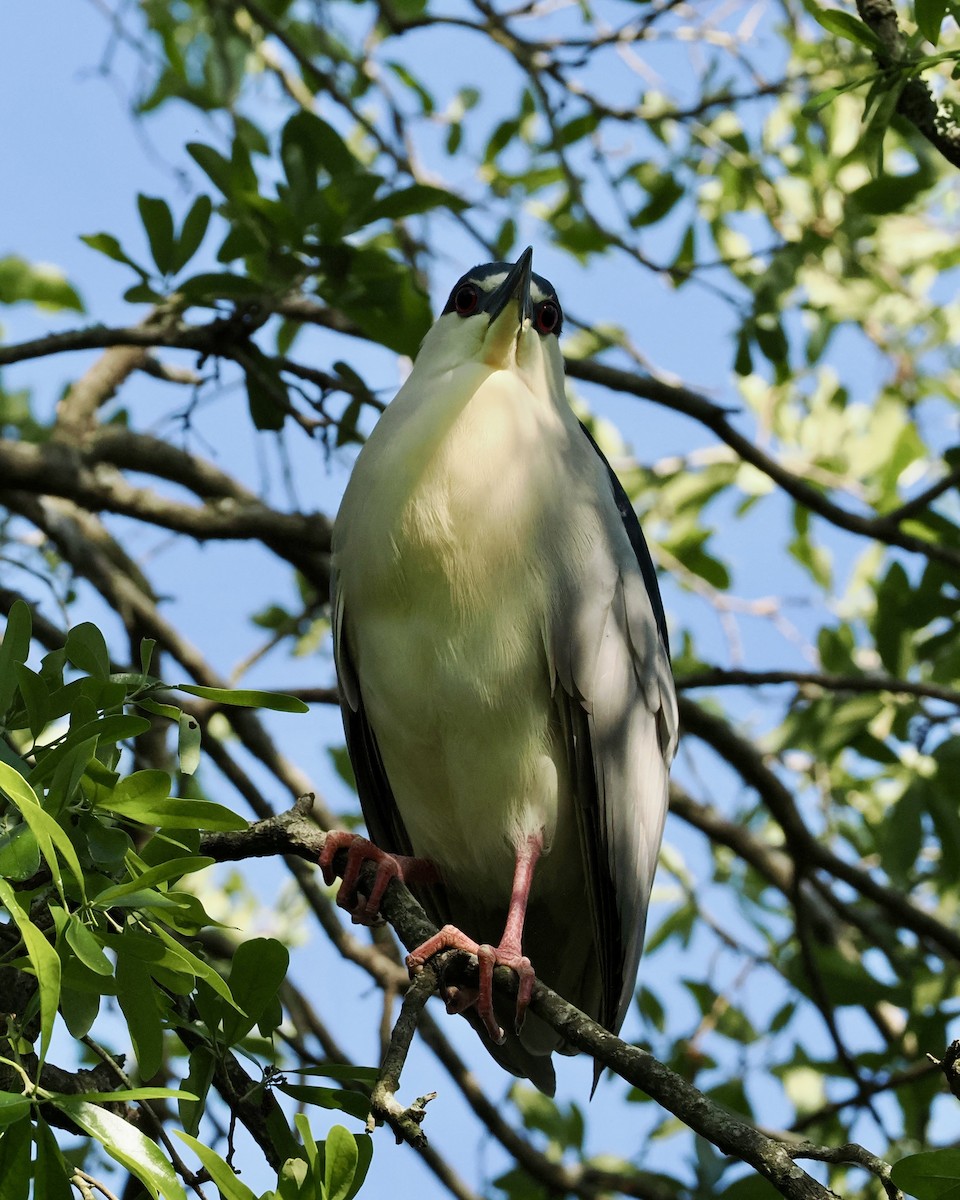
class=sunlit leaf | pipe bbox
[0,879,61,1061]
[53,1100,187,1200]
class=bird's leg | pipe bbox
[407,832,543,1044]
[319,831,438,925]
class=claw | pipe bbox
[407,924,535,1045]
[319,832,437,925]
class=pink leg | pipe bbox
[406,833,543,1044]
[319,831,438,925]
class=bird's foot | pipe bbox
[319,832,436,925]
[407,925,535,1045]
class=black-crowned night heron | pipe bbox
[323,248,678,1094]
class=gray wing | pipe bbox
[549,425,678,1039]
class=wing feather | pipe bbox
[331,564,414,859]
[549,425,678,1041]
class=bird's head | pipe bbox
[414,247,566,399]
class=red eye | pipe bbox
[454,284,479,316]
[535,301,561,335]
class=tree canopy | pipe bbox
[1,1,960,1198]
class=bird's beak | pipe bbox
[481,247,534,365]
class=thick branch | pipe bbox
[0,444,328,568]
[855,0,960,169]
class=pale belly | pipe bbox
[352,581,580,901]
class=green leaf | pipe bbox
[177,711,202,777]
[720,1175,782,1199]
[187,142,235,197]
[323,1126,359,1200]
[34,1117,74,1200]
[180,1044,216,1137]
[275,1083,370,1121]
[0,760,85,896]
[280,111,357,181]
[734,329,753,376]
[365,184,468,223]
[861,74,907,174]
[295,1112,319,1170]
[70,1088,197,1104]
[0,879,61,1061]
[0,1116,31,1200]
[631,174,685,227]
[277,1158,310,1200]
[0,256,84,313]
[802,77,873,114]
[149,923,242,1009]
[125,281,164,304]
[175,1132,258,1200]
[292,1064,379,1084]
[99,792,245,831]
[915,0,948,43]
[0,1092,32,1128]
[94,769,243,830]
[347,1133,372,1200]
[808,4,882,49]
[138,195,176,275]
[0,599,32,715]
[117,950,164,1078]
[65,916,113,976]
[173,194,213,273]
[137,697,185,722]
[246,364,287,431]
[140,638,157,676]
[892,1149,960,1199]
[386,61,434,114]
[222,937,290,1045]
[0,821,40,882]
[175,685,309,713]
[80,233,150,280]
[60,985,100,1039]
[96,854,214,904]
[388,0,427,18]
[96,887,189,911]
[54,1099,187,1200]
[556,111,600,146]
[849,168,934,215]
[15,663,50,738]
[177,272,266,304]
[109,768,171,809]
[64,622,111,678]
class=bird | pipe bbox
[323,247,678,1094]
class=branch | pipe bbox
[855,0,960,169]
[366,964,438,1149]
[0,442,328,573]
[565,358,960,570]
[680,697,960,962]
[676,666,960,708]
[9,307,957,576]
[55,344,150,439]
[0,312,266,368]
[787,1141,902,1200]
[415,1006,679,1200]
[202,807,846,1199]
